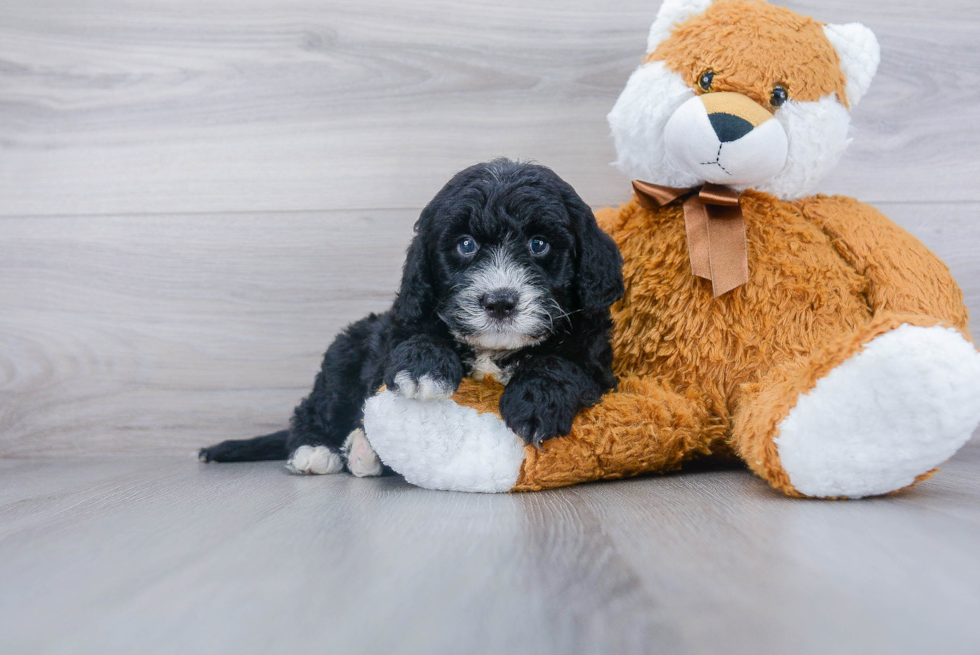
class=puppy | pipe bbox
[199,159,624,476]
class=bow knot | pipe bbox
[632,180,749,297]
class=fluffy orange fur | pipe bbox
[647,0,849,109]
[440,0,970,496]
[449,194,969,495]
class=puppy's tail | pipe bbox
[198,429,290,463]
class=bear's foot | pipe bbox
[774,324,980,498]
[363,390,526,492]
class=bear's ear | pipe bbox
[823,23,880,107]
[646,0,715,54]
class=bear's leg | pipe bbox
[732,313,980,498]
[364,376,720,493]
[513,376,721,491]
[364,381,529,492]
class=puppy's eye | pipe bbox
[457,235,479,256]
[770,85,789,108]
[528,237,550,256]
[698,70,714,92]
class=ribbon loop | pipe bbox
[632,180,749,297]
[698,183,741,208]
[632,180,687,209]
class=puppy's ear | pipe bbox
[566,191,624,310]
[392,222,436,328]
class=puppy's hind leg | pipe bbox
[342,428,384,478]
[285,445,345,475]
[285,313,389,476]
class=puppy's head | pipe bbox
[608,0,880,200]
[394,159,623,351]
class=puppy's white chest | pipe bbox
[471,349,516,385]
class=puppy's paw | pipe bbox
[384,335,463,401]
[499,378,578,446]
[343,428,384,478]
[286,445,344,475]
[392,371,456,401]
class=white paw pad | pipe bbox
[343,428,383,478]
[286,445,344,475]
[392,371,455,401]
[776,324,980,498]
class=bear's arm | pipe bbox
[799,195,970,333]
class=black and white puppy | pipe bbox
[199,159,623,476]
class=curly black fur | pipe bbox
[199,159,623,470]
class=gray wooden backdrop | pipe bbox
[1,0,978,457]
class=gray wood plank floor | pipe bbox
[2,0,980,652]
[2,441,980,655]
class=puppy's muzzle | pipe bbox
[480,289,519,321]
[664,92,788,187]
[448,247,551,350]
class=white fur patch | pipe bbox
[286,445,344,475]
[343,428,383,478]
[775,325,980,498]
[663,95,787,186]
[363,390,526,493]
[392,371,455,401]
[823,23,880,107]
[471,348,516,384]
[609,61,701,189]
[756,95,852,200]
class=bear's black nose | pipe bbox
[480,290,518,320]
[709,112,754,143]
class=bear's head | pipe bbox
[608,0,880,200]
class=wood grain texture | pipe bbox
[0,0,978,218]
[1,440,979,654]
[0,210,414,456]
[2,202,977,457]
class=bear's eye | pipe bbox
[457,235,479,256]
[770,85,789,108]
[698,70,714,92]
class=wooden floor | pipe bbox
[2,441,979,654]
[2,0,980,652]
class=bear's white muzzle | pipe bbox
[664,92,788,187]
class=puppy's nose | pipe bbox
[480,290,518,320]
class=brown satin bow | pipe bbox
[632,180,749,298]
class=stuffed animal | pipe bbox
[363,0,980,497]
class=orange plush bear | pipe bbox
[364,0,980,497]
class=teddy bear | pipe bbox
[362,0,980,498]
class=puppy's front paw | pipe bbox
[392,371,456,401]
[499,378,578,446]
[384,336,463,401]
